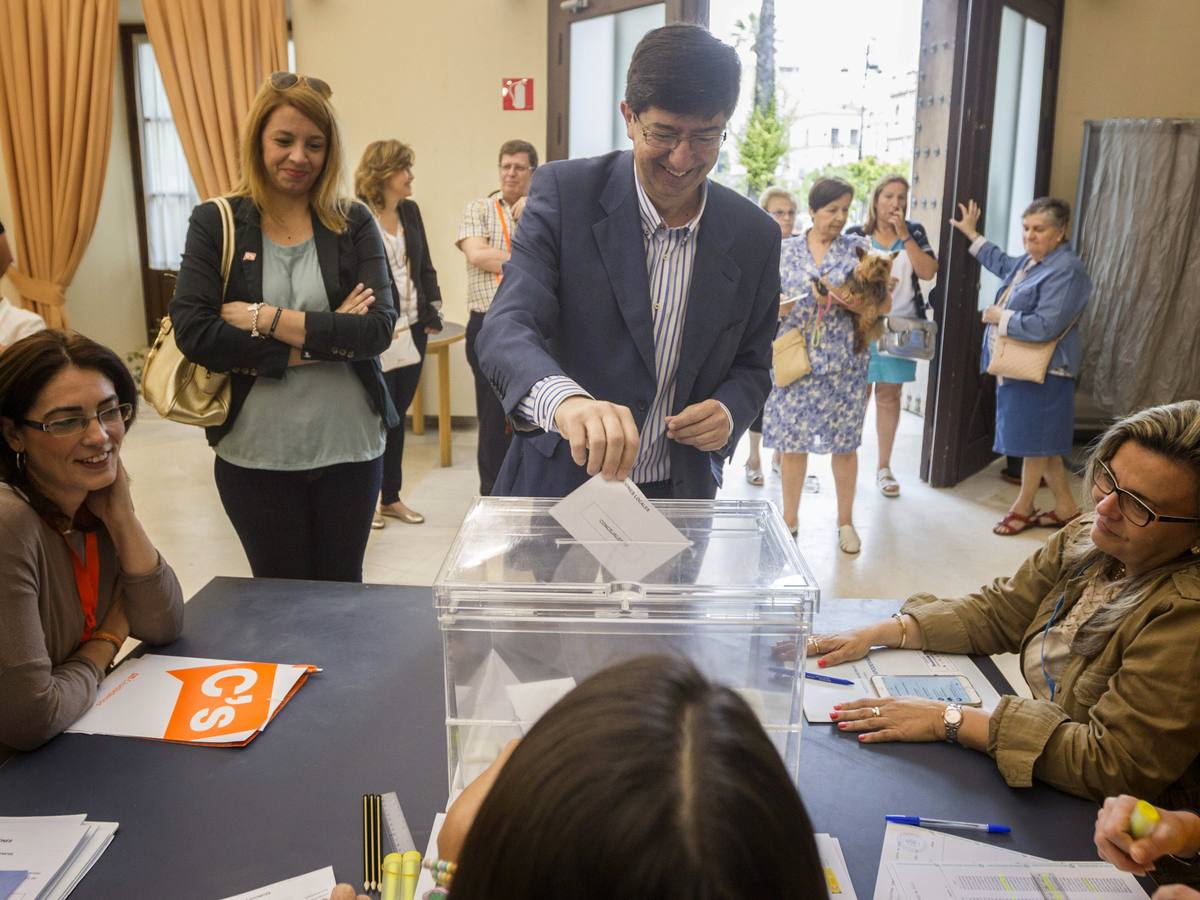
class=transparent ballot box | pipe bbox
[433,497,818,793]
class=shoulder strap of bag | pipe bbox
[209,196,235,297]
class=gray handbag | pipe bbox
[878,315,938,361]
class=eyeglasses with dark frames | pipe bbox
[268,72,332,99]
[633,114,726,152]
[20,403,133,437]
[1093,459,1200,527]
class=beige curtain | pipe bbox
[142,0,287,200]
[0,0,118,328]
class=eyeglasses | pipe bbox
[1093,459,1200,527]
[20,403,133,437]
[268,72,332,99]
[633,114,726,152]
[499,163,532,174]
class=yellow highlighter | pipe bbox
[380,853,405,900]
[399,850,422,900]
[1130,800,1160,839]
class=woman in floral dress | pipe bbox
[764,177,870,554]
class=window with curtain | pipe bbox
[131,34,199,271]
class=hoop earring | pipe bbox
[14,450,25,472]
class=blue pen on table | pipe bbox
[769,666,854,686]
[886,815,1011,834]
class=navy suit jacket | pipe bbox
[476,150,781,499]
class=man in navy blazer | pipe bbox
[477,24,780,500]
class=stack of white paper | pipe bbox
[0,815,118,900]
[216,866,336,900]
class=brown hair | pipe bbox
[808,176,854,212]
[625,24,740,121]
[354,139,415,212]
[1065,400,1200,657]
[234,75,350,232]
[451,655,825,900]
[0,330,138,526]
[863,174,911,235]
[498,139,538,170]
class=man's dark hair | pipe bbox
[498,139,538,170]
[625,24,740,120]
[450,655,825,900]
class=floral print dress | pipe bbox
[763,231,870,454]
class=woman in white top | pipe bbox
[354,140,444,528]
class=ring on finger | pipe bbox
[871,706,881,718]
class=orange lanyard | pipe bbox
[494,199,512,285]
[65,532,100,642]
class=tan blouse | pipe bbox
[0,485,184,758]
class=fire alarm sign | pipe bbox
[502,78,534,111]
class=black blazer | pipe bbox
[170,196,400,447]
[394,199,444,331]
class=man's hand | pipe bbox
[666,400,731,452]
[554,396,639,480]
[511,196,528,221]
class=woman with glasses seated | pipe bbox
[171,73,398,582]
[793,401,1200,805]
[0,331,183,759]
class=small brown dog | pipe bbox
[812,248,898,353]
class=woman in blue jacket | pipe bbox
[949,197,1091,535]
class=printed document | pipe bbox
[217,866,336,900]
[549,475,691,582]
[872,823,1043,900]
[817,834,858,899]
[804,649,1002,723]
[887,861,1148,899]
[67,654,317,746]
[0,815,117,900]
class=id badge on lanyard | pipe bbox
[494,199,512,285]
[65,532,101,641]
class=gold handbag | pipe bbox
[141,197,234,426]
[772,326,811,387]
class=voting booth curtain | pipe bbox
[142,0,288,199]
[1076,118,1200,416]
[0,0,118,328]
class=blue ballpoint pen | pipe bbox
[886,815,1011,834]
[768,666,854,686]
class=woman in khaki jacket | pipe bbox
[808,401,1200,806]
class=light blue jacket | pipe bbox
[973,240,1092,377]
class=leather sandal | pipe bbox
[1034,509,1081,529]
[745,463,764,486]
[838,524,861,554]
[993,509,1038,536]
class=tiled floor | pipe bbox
[126,403,1075,695]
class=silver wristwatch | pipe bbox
[943,704,964,744]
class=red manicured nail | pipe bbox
[857,734,865,742]
[837,722,846,730]
[818,659,827,668]
[829,712,839,720]
[833,704,842,710]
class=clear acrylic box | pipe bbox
[433,496,818,793]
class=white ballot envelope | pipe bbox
[549,475,691,582]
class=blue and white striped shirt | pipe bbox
[517,164,726,485]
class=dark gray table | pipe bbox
[0,585,1106,899]
[0,577,447,899]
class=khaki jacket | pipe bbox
[902,518,1200,805]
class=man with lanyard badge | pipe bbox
[455,139,537,496]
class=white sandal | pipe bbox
[838,524,861,555]
[745,463,764,486]
[876,467,900,498]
